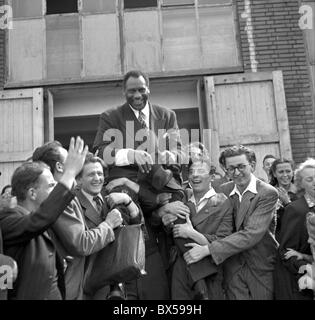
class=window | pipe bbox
[7,0,241,84]
[11,0,43,18]
[81,0,116,13]
[46,0,78,14]
[124,0,157,9]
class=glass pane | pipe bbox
[81,0,116,13]
[12,0,42,18]
[82,14,121,76]
[199,6,239,68]
[124,11,161,72]
[162,8,200,71]
[163,0,194,6]
[46,0,78,14]
[8,19,45,82]
[124,0,157,9]
[198,0,232,5]
[46,15,81,79]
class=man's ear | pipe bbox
[27,188,37,201]
[250,161,256,172]
[55,161,64,173]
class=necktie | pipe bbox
[138,110,147,129]
[93,195,103,215]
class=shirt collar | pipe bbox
[230,173,258,197]
[81,189,103,206]
[129,102,150,120]
[305,194,315,208]
[189,187,217,205]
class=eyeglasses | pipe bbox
[226,164,249,174]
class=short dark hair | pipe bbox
[11,161,49,202]
[188,157,212,174]
[270,158,294,186]
[219,145,256,168]
[1,185,11,195]
[32,141,63,175]
[122,70,150,89]
[262,154,276,165]
[77,153,105,178]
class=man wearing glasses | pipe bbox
[183,145,278,299]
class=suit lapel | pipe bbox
[150,103,166,136]
[191,197,223,227]
[76,190,103,227]
[236,191,256,230]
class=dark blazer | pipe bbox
[172,193,234,299]
[0,184,74,300]
[274,197,314,300]
[209,179,279,298]
[0,228,16,300]
[50,196,116,300]
[93,102,179,159]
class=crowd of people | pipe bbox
[0,70,315,300]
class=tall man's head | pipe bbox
[32,141,68,182]
[77,153,105,196]
[123,70,150,111]
[11,161,56,210]
[220,145,256,192]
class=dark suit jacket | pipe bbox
[0,228,16,300]
[94,102,179,156]
[0,184,74,300]
[209,179,279,294]
[274,197,314,300]
[50,196,116,300]
[172,193,234,299]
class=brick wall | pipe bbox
[237,0,315,164]
[0,0,5,89]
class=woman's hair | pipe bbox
[294,158,315,193]
[270,158,294,186]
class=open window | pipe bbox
[46,0,78,15]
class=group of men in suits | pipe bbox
[0,69,281,300]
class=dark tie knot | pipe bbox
[93,195,103,208]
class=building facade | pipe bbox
[0,0,314,185]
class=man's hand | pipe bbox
[127,150,153,174]
[60,137,89,190]
[162,213,177,228]
[284,248,304,260]
[156,193,172,206]
[173,216,194,239]
[163,201,190,219]
[105,177,140,194]
[105,208,123,229]
[183,243,210,265]
[106,192,131,209]
[158,150,176,166]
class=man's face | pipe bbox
[225,154,254,190]
[33,168,57,206]
[124,76,150,111]
[79,162,104,196]
[301,167,315,199]
[188,161,212,194]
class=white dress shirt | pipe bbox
[115,103,150,166]
[229,173,258,202]
[189,187,217,213]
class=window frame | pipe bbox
[5,0,243,88]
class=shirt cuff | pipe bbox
[115,149,132,166]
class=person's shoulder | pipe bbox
[286,196,308,214]
[256,178,278,196]
[219,181,235,196]
[151,104,175,116]
[100,103,127,117]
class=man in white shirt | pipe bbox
[183,146,279,300]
